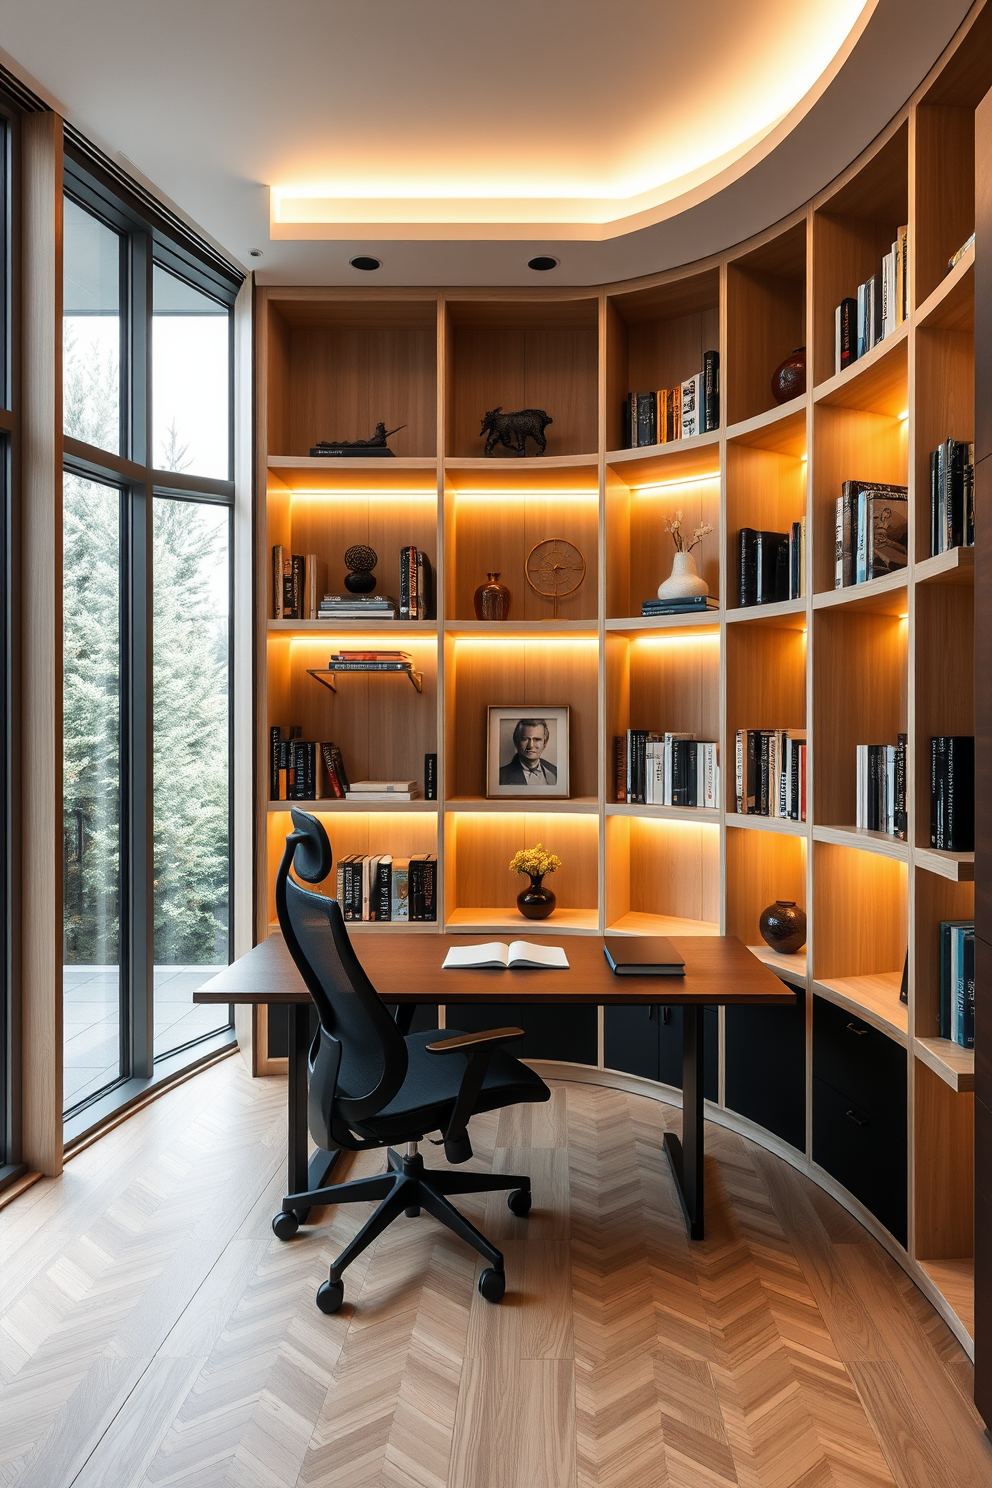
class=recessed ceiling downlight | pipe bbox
[350,255,381,271]
[528,255,559,271]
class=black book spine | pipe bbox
[636,731,648,805]
[894,734,907,841]
[672,740,685,807]
[746,730,758,813]
[950,441,966,549]
[270,726,281,800]
[839,297,856,368]
[422,857,436,922]
[930,448,941,557]
[931,737,947,849]
[615,736,625,803]
[738,528,757,607]
[399,546,410,619]
[377,859,391,921]
[636,392,657,448]
[686,741,698,808]
[867,745,879,832]
[424,752,437,801]
[965,448,975,546]
[790,740,800,821]
[774,537,790,603]
[343,858,355,919]
[703,350,719,432]
[945,735,975,852]
[758,734,770,816]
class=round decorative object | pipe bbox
[315,1279,345,1314]
[771,347,806,404]
[474,572,511,621]
[759,900,807,954]
[657,550,709,600]
[517,872,556,921]
[478,1267,506,1303]
[507,1187,532,1217]
[525,538,586,618]
[343,543,378,594]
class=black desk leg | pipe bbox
[662,1005,705,1240]
[288,1003,338,1208]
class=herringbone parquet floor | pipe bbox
[1,1056,989,1488]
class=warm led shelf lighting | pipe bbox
[633,474,721,494]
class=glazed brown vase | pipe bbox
[758,899,807,954]
[771,347,806,404]
[517,873,556,920]
[474,572,511,620]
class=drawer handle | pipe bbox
[846,1109,868,1127]
[846,1022,869,1036]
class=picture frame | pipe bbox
[486,706,570,799]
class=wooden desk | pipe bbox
[196,932,792,1240]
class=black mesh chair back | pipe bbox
[275,809,408,1138]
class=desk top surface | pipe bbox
[194,932,793,1007]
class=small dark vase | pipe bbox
[517,872,556,920]
[474,572,511,620]
[759,900,807,954]
[344,543,378,594]
[771,347,806,404]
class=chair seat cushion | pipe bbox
[363,1028,550,1141]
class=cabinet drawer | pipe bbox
[812,1077,907,1245]
[813,995,906,1133]
[726,997,806,1152]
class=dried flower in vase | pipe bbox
[508,843,562,878]
[509,842,561,922]
[663,509,713,553]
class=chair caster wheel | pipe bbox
[507,1188,531,1217]
[272,1210,300,1240]
[478,1267,505,1303]
[405,1205,421,1218]
[316,1279,344,1314]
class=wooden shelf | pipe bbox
[916,246,974,332]
[444,620,596,636]
[812,824,909,860]
[747,943,807,989]
[445,797,598,815]
[915,546,974,586]
[444,454,598,479]
[812,972,908,1044]
[267,455,438,494]
[726,398,806,449]
[605,433,720,487]
[445,907,600,935]
[812,323,908,415]
[725,598,806,626]
[267,619,437,633]
[605,613,720,634]
[915,847,975,882]
[606,912,720,938]
[606,803,720,824]
[916,1037,975,1093]
[812,570,909,613]
[726,813,807,836]
[919,1259,975,1340]
[267,798,437,814]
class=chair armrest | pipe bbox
[427,1027,523,1055]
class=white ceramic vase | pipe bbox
[657,550,708,600]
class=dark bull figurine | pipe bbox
[480,407,553,456]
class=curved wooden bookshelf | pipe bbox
[253,7,992,1357]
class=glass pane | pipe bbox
[63,198,121,456]
[153,498,231,1056]
[63,473,122,1110]
[153,267,230,479]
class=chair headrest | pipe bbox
[289,809,333,885]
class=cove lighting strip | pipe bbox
[451,489,598,501]
[454,634,598,647]
[632,474,721,494]
[286,488,438,500]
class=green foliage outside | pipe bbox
[62,322,230,968]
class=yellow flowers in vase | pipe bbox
[509,843,561,922]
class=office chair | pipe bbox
[271,809,551,1313]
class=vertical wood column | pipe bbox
[232,275,255,1067]
[20,112,63,1175]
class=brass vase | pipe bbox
[474,572,511,620]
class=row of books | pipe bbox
[337,853,437,921]
[929,439,975,556]
[735,729,807,819]
[834,481,907,588]
[613,731,719,808]
[399,546,433,619]
[930,735,974,852]
[854,738,907,838]
[622,351,719,447]
[738,523,805,607]
[328,649,416,675]
[270,728,349,800]
[273,549,323,619]
[272,547,435,621]
[833,226,907,374]
[939,920,974,1048]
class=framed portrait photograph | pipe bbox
[486,706,570,799]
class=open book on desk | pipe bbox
[442,940,569,971]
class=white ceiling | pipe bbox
[0,0,974,285]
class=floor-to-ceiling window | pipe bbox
[61,157,239,1135]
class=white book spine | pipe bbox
[856,745,867,829]
[735,730,743,814]
[835,496,845,589]
[680,373,700,439]
[834,303,842,376]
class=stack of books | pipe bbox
[834,481,908,587]
[337,853,436,921]
[399,546,434,619]
[939,920,975,1047]
[738,523,805,606]
[318,594,398,620]
[269,728,351,801]
[623,351,719,446]
[735,729,807,819]
[930,735,974,851]
[272,548,325,619]
[328,649,413,674]
[345,779,421,803]
[833,225,908,373]
[614,730,718,808]
[929,439,975,555]
[855,737,907,838]
[641,595,718,618]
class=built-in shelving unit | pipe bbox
[253,9,990,1359]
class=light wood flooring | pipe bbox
[1,1055,990,1488]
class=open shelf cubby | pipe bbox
[253,13,988,1352]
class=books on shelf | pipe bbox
[328,650,413,673]
[930,735,974,851]
[929,439,975,556]
[834,481,907,588]
[272,547,325,619]
[345,778,421,802]
[640,595,718,617]
[738,525,804,606]
[338,853,436,921]
[399,546,434,620]
[614,730,718,808]
[442,940,569,970]
[939,920,975,1047]
[834,226,907,375]
[269,728,351,801]
[948,232,975,273]
[855,736,907,838]
[735,729,806,819]
[622,350,719,447]
[318,594,399,619]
